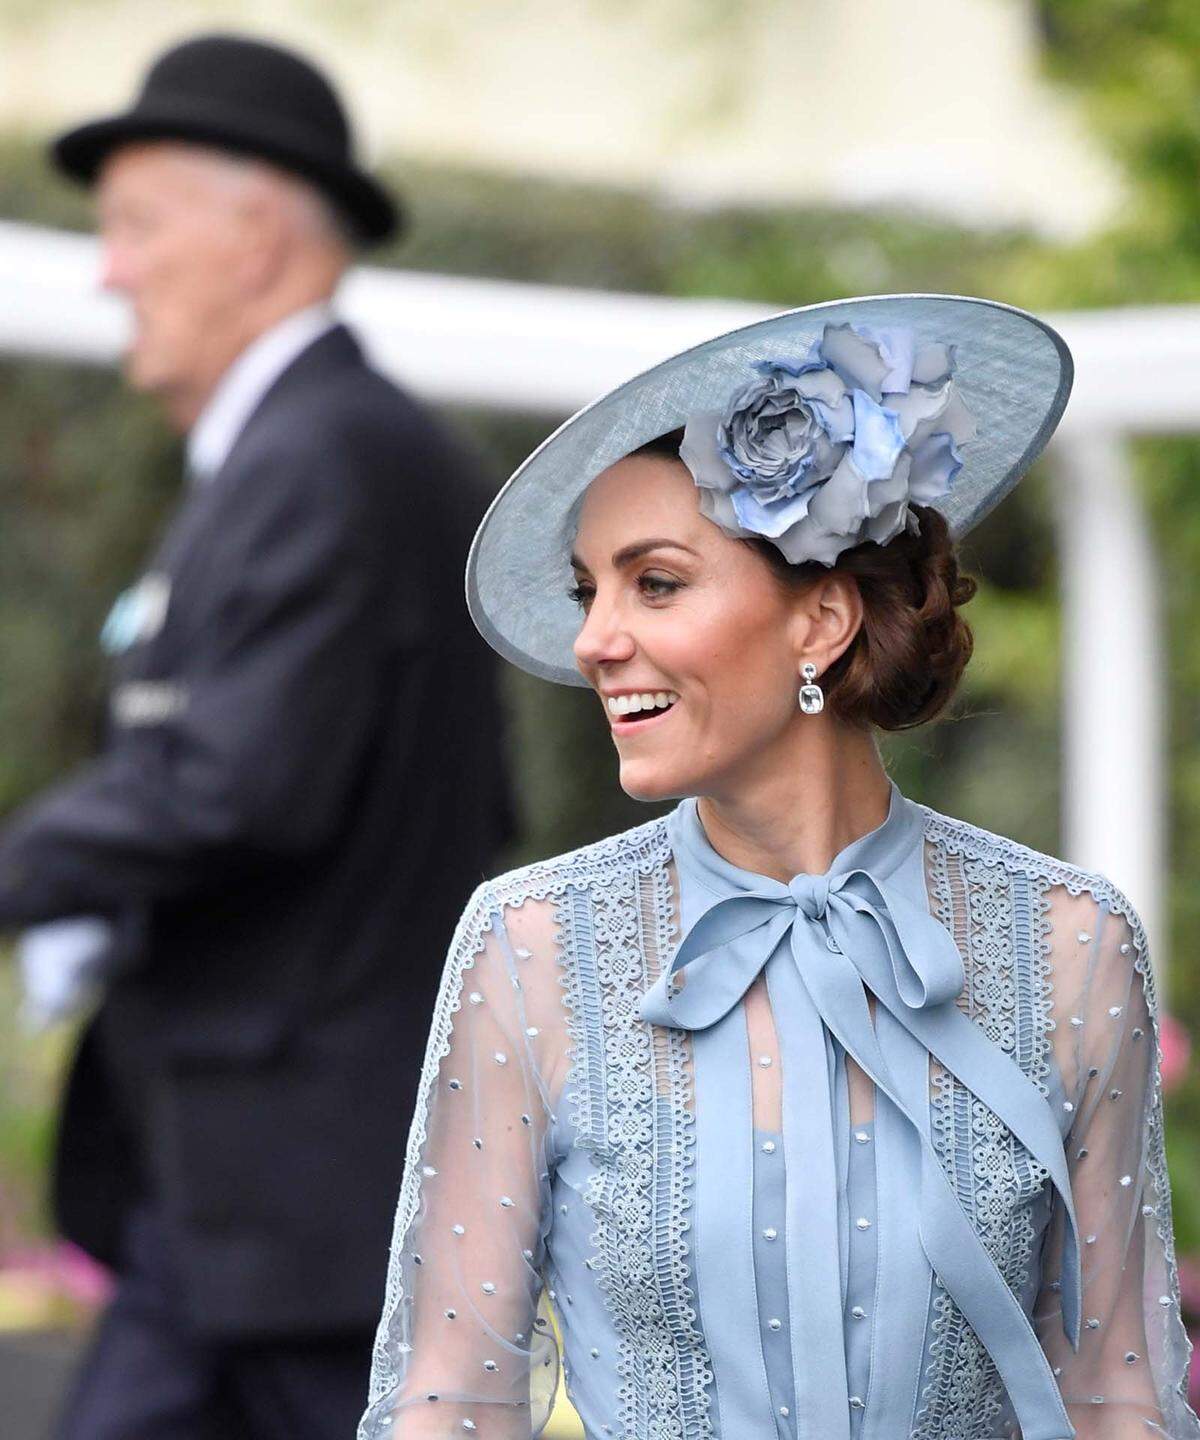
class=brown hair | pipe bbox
[632,430,977,730]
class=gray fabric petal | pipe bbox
[682,411,736,494]
[792,368,849,409]
[865,499,910,546]
[774,514,850,566]
[865,454,912,519]
[697,485,748,538]
[908,435,961,504]
[856,324,916,393]
[806,452,871,534]
[912,341,955,386]
[818,324,890,401]
[731,486,816,539]
[886,383,952,442]
[908,386,978,451]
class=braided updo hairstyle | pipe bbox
[633,430,977,731]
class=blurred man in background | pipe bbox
[0,33,511,1440]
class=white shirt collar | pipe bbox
[186,303,337,483]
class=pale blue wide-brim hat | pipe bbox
[466,293,1072,687]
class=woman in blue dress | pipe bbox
[360,296,1200,1439]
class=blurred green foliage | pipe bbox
[1037,0,1200,303]
[1,10,1200,1253]
[0,967,67,1253]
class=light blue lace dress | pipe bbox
[360,785,1200,1439]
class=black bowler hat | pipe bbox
[51,33,399,245]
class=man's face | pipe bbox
[96,143,261,422]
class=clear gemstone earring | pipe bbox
[798,662,824,715]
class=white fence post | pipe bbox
[1054,432,1167,996]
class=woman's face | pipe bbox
[571,454,807,802]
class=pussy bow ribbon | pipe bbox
[641,797,1081,1440]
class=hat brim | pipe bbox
[466,293,1073,687]
[52,102,400,246]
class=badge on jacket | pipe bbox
[100,572,171,655]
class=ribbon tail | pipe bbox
[917,1156,1074,1440]
[863,1009,933,1438]
[769,950,852,1439]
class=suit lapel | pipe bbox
[113,324,365,672]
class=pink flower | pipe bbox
[1160,1012,1192,1094]
[1,1240,113,1309]
[1190,1324,1200,1410]
[1177,1258,1200,1313]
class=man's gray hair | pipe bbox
[182,145,356,252]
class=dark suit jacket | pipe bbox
[0,325,513,1338]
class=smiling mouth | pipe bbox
[606,691,679,729]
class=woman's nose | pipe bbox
[573,594,636,669]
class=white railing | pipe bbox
[0,220,1188,991]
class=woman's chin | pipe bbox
[617,760,687,804]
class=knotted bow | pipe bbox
[641,792,1081,1440]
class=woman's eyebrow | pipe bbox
[570,539,700,573]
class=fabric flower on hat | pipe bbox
[679,323,978,566]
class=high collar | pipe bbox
[648,780,952,1035]
[667,779,929,913]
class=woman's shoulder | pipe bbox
[441,814,674,982]
[465,811,674,919]
[917,800,1147,943]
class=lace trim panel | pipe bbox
[557,824,715,1440]
[912,831,1055,1438]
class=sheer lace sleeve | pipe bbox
[359,883,569,1440]
[1036,883,1200,1437]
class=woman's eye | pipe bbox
[568,575,679,609]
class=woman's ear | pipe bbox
[788,572,864,674]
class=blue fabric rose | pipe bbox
[680,323,977,566]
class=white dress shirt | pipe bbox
[187,302,337,481]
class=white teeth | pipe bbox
[607,691,679,718]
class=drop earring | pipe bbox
[798,662,824,715]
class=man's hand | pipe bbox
[18,917,115,1030]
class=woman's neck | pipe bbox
[695,723,892,882]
